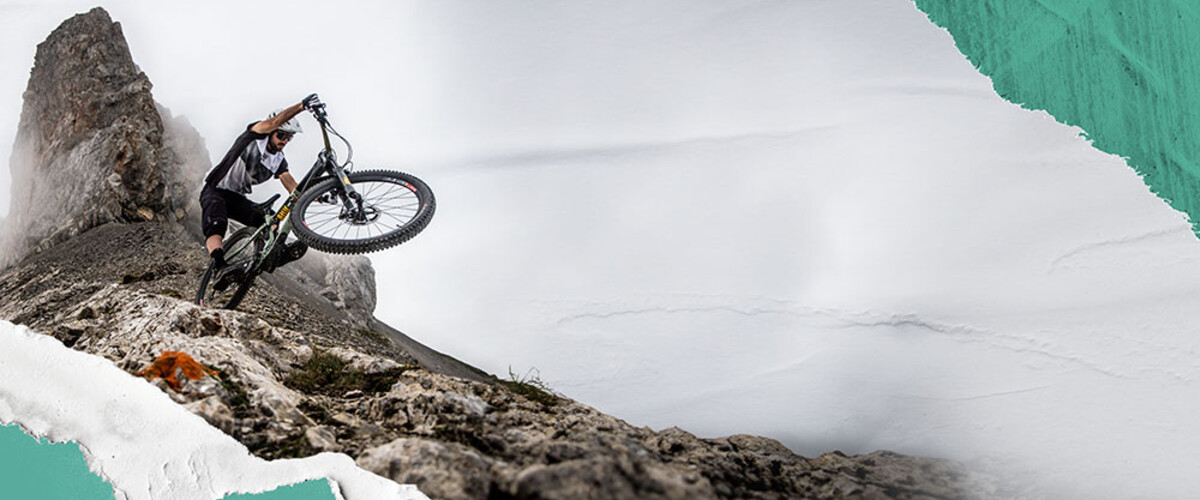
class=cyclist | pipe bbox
[200,93,322,273]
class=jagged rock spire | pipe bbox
[4,7,186,264]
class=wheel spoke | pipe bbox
[381,211,415,226]
[382,188,409,202]
[307,215,340,236]
[304,207,341,215]
[374,200,419,209]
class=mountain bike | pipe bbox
[195,102,435,309]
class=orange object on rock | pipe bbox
[138,351,219,391]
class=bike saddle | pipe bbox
[252,194,281,215]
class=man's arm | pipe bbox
[252,94,321,135]
[251,101,304,135]
[278,172,299,193]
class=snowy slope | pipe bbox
[0,321,428,500]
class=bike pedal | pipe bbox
[285,241,308,262]
[213,268,244,291]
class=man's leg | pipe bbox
[225,192,266,230]
[206,235,224,254]
[200,188,232,266]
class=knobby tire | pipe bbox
[291,170,435,254]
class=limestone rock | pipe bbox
[3,7,206,266]
[320,254,377,319]
[281,252,379,324]
[157,103,212,237]
[358,438,495,500]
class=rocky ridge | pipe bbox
[0,223,1001,499]
[0,7,1006,500]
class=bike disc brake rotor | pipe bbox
[341,204,381,225]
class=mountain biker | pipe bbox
[201,93,322,272]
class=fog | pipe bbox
[4,1,1200,497]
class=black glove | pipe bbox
[302,93,323,111]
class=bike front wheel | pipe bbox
[195,227,263,310]
[292,170,435,254]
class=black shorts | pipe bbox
[200,187,266,238]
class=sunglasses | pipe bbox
[274,131,294,141]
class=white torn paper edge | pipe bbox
[0,320,429,500]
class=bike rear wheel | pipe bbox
[292,170,435,254]
[195,227,263,309]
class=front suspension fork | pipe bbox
[333,168,367,222]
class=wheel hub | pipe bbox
[341,205,381,225]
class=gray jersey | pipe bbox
[204,123,290,194]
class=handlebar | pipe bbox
[309,102,329,124]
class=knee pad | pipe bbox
[203,214,228,238]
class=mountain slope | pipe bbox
[0,7,1005,500]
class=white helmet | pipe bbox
[268,110,303,134]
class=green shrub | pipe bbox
[284,349,413,396]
